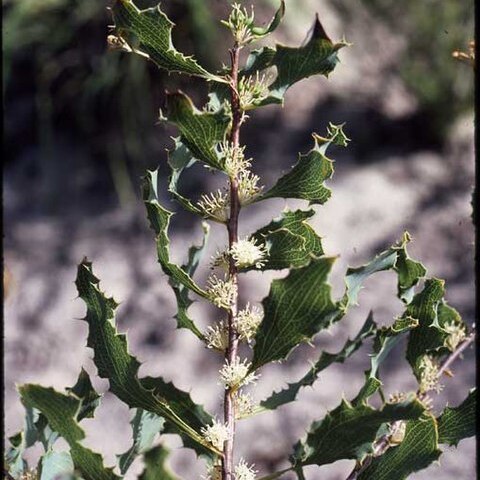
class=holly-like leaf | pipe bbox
[291,395,425,469]
[258,125,348,204]
[254,312,376,414]
[19,385,120,480]
[249,209,324,271]
[160,92,230,171]
[403,279,466,381]
[143,169,209,338]
[250,0,285,39]
[40,450,75,480]
[6,369,102,478]
[139,444,179,480]
[343,232,426,310]
[141,376,214,459]
[243,16,349,105]
[251,257,339,370]
[358,414,442,480]
[66,368,102,422]
[75,260,220,457]
[352,316,419,405]
[167,138,203,216]
[118,410,165,475]
[110,0,224,82]
[437,389,476,446]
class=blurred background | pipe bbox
[3,0,475,479]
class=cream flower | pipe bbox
[234,391,256,418]
[219,357,259,389]
[235,303,263,342]
[203,463,222,480]
[204,320,229,351]
[418,355,442,393]
[444,321,466,351]
[201,420,229,450]
[230,238,268,269]
[234,459,257,480]
[206,275,238,309]
[197,189,230,223]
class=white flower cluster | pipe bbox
[230,238,268,269]
[235,459,257,480]
[238,73,269,110]
[418,355,442,393]
[234,392,256,418]
[201,420,229,450]
[197,190,230,223]
[219,356,259,389]
[238,170,263,205]
[203,463,222,480]
[204,320,229,351]
[221,3,255,45]
[235,303,263,342]
[206,275,238,309]
[220,142,251,178]
[444,321,466,351]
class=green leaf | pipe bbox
[243,16,349,105]
[352,316,419,405]
[169,221,210,339]
[258,125,348,204]
[291,395,425,468]
[19,385,120,480]
[358,414,442,480]
[110,0,224,82]
[167,138,203,216]
[343,232,425,309]
[118,410,165,475]
[140,376,214,459]
[249,209,324,271]
[66,368,102,422]
[250,0,285,38]
[40,450,75,480]
[6,370,101,478]
[75,260,220,457]
[403,279,465,380]
[251,257,339,370]
[139,444,179,480]
[143,169,209,338]
[254,312,376,414]
[437,389,476,446]
[160,92,230,170]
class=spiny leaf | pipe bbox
[352,316,419,405]
[110,0,224,82]
[141,376,215,459]
[437,388,476,446]
[19,385,120,480]
[6,369,101,478]
[342,232,425,310]
[403,279,466,381]
[139,444,179,480]
[167,138,203,216]
[251,257,339,370]
[254,312,376,414]
[75,260,219,457]
[249,209,324,271]
[40,450,75,480]
[358,414,442,480]
[291,395,425,468]
[251,0,285,38]
[243,16,349,105]
[160,92,230,170]
[143,169,209,337]
[118,410,165,475]
[258,125,348,204]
